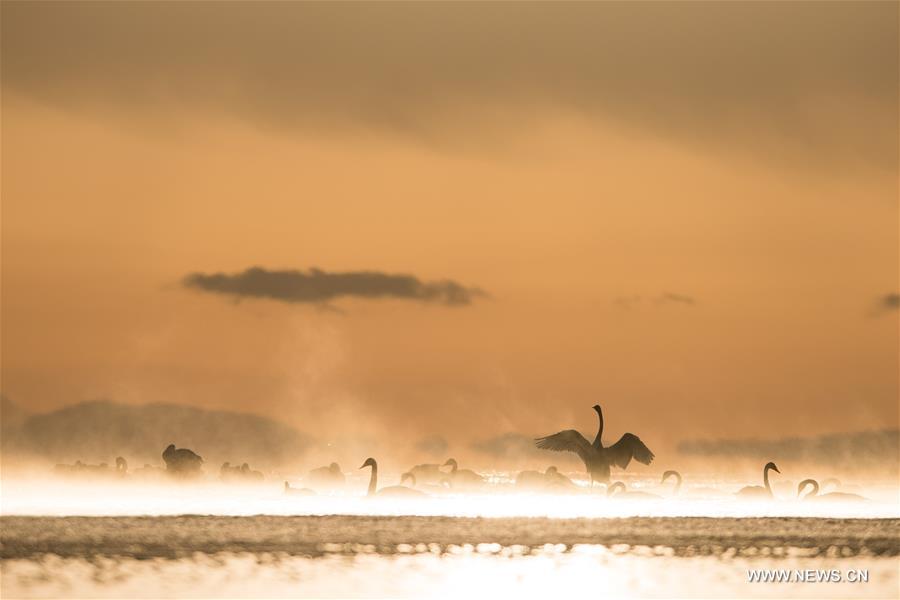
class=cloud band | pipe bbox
[183,266,484,306]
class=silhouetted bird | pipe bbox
[162,444,203,477]
[515,466,576,491]
[219,462,242,481]
[515,468,549,490]
[115,457,128,476]
[661,470,682,497]
[360,458,426,498]
[441,458,484,489]
[735,462,780,499]
[308,462,345,488]
[240,462,264,481]
[406,462,445,486]
[545,466,578,489]
[797,479,868,502]
[535,404,654,485]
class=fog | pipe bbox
[1,4,897,598]
[4,397,898,481]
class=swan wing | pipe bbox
[535,430,593,464]
[607,433,654,468]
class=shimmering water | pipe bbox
[2,515,899,599]
[2,477,898,598]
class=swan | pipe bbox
[735,462,780,499]
[441,458,484,489]
[607,481,663,500]
[515,468,549,490]
[406,462,446,486]
[797,479,868,502]
[115,457,128,477]
[308,462,345,488]
[240,462,264,481]
[544,466,577,489]
[515,466,575,491]
[284,481,316,496]
[162,444,203,476]
[360,458,426,498]
[219,462,241,481]
[661,470,682,497]
[535,404,655,485]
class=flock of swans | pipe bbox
[51,404,871,504]
[289,404,869,503]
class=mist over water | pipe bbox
[1,474,898,519]
[3,469,899,598]
[2,401,899,598]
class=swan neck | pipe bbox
[763,465,773,493]
[367,464,377,497]
[799,478,819,499]
[592,407,604,447]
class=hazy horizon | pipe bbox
[2,2,897,467]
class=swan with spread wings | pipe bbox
[535,404,654,486]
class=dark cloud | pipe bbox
[867,293,899,317]
[183,266,484,307]
[2,3,896,168]
[614,292,697,309]
[880,293,900,310]
[655,293,697,306]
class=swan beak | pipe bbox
[773,465,781,473]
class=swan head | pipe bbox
[400,472,415,487]
[360,457,377,469]
[661,470,680,483]
[764,461,780,474]
[442,458,458,470]
[164,444,175,453]
[592,404,602,412]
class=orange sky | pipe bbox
[1,3,897,453]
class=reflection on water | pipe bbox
[3,548,898,599]
[2,476,898,599]
[2,515,899,599]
